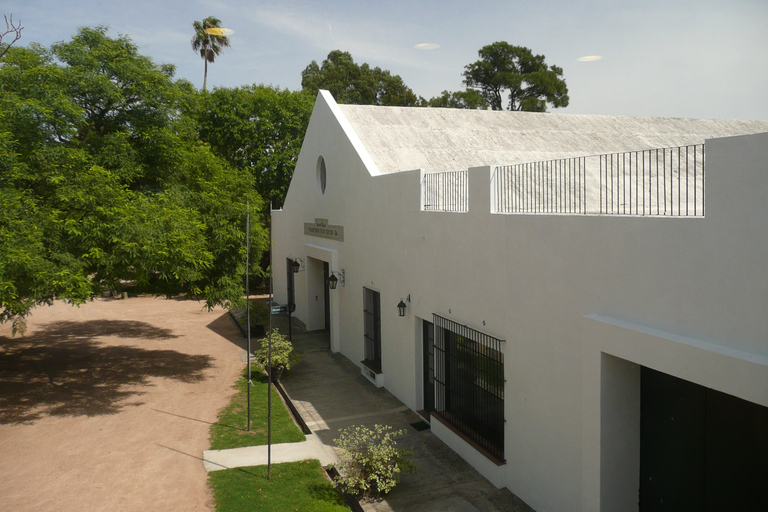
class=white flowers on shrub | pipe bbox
[331,424,414,500]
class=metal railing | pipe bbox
[492,157,588,214]
[491,144,705,217]
[433,314,505,461]
[597,145,705,216]
[422,170,469,212]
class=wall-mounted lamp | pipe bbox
[328,269,345,290]
[397,294,411,317]
[291,257,305,273]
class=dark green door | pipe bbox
[640,367,768,511]
[640,368,706,511]
[423,320,435,413]
[323,262,330,331]
[703,384,768,510]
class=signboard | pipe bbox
[271,305,287,314]
[304,218,344,242]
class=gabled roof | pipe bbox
[336,104,768,174]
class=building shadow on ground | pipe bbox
[0,320,213,425]
[205,311,247,352]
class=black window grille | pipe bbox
[433,314,505,461]
[363,288,381,373]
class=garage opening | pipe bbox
[640,367,768,511]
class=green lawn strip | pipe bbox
[209,460,349,512]
[209,368,305,450]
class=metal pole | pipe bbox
[246,201,251,431]
[288,264,293,342]
[267,202,273,480]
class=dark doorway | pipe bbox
[423,320,435,413]
[362,288,381,373]
[323,262,330,331]
[286,258,297,340]
[285,258,296,313]
[640,367,768,511]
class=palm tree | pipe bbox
[191,16,231,91]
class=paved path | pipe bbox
[208,312,535,512]
[203,433,337,471]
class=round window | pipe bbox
[316,156,327,195]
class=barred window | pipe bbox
[433,314,505,461]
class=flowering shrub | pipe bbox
[330,424,414,500]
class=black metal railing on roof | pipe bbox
[491,144,705,217]
[597,144,705,216]
[422,170,469,212]
[492,157,588,214]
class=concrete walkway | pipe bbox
[205,312,535,512]
[204,433,337,471]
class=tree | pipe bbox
[0,42,94,334]
[191,16,230,91]
[0,187,92,335]
[50,26,183,186]
[301,50,419,106]
[427,89,488,109]
[0,28,267,330]
[253,328,301,379]
[194,85,314,208]
[462,42,569,112]
[0,14,24,60]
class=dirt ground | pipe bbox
[0,295,247,512]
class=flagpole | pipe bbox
[246,200,251,431]
[268,201,273,480]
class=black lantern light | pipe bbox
[291,258,302,273]
[328,269,344,290]
[397,294,410,317]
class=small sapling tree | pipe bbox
[253,328,300,379]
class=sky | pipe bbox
[5,0,768,120]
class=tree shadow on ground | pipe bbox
[0,320,213,425]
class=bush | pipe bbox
[330,424,414,500]
[253,328,300,379]
[235,300,270,336]
[248,299,271,329]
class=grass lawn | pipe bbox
[208,366,351,511]
[209,367,305,450]
[208,460,349,512]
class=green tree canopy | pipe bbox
[0,27,266,331]
[426,89,488,109]
[191,16,231,91]
[301,50,419,106]
[194,85,313,209]
[462,42,569,111]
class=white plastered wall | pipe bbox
[273,93,768,512]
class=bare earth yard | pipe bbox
[0,296,246,512]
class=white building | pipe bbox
[272,91,768,512]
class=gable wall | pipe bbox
[273,92,768,512]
